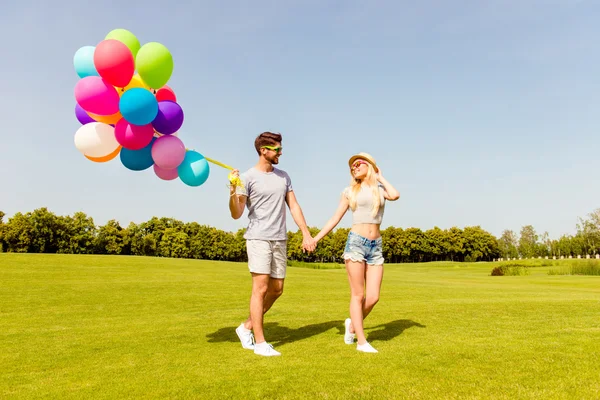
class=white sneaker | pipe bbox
[357,342,378,353]
[344,318,356,345]
[254,342,281,356]
[235,324,255,350]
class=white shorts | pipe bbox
[246,240,287,279]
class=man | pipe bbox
[229,131,316,357]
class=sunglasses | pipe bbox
[351,160,368,170]
[262,145,283,153]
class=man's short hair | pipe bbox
[254,132,282,155]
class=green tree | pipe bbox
[2,212,33,252]
[158,228,190,258]
[0,211,5,252]
[518,225,538,258]
[94,220,125,255]
[498,230,519,259]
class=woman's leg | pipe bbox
[346,259,367,344]
[363,264,383,319]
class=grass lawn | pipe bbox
[1,254,599,399]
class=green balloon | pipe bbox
[136,42,174,89]
[105,29,141,59]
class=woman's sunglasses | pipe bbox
[351,160,368,170]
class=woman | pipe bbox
[313,152,400,353]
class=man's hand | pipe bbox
[302,235,317,253]
[229,169,240,195]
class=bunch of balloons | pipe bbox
[72,28,210,187]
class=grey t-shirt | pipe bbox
[235,167,293,241]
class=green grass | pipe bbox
[548,260,600,276]
[490,263,531,276]
[1,255,599,399]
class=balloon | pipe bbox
[88,111,122,125]
[116,74,149,96]
[120,138,156,171]
[74,122,120,158]
[119,88,158,125]
[114,119,154,150]
[93,39,135,88]
[74,76,120,115]
[153,164,179,180]
[178,150,210,187]
[136,42,173,89]
[151,135,185,169]
[154,130,178,138]
[75,104,95,125]
[152,101,184,135]
[73,46,99,78]
[85,146,121,163]
[105,28,141,59]
[155,85,176,102]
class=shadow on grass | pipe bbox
[364,319,426,342]
[207,319,425,346]
[207,320,343,346]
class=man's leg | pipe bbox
[249,273,270,343]
[236,240,272,350]
[263,278,284,314]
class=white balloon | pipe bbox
[74,122,120,158]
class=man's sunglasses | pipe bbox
[262,145,283,153]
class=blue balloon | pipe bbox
[178,150,210,187]
[119,88,158,126]
[73,46,99,78]
[120,138,155,171]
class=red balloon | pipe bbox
[155,85,177,102]
[94,39,135,88]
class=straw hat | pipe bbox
[348,152,379,173]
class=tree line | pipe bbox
[0,208,599,263]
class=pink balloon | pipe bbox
[74,76,120,115]
[153,164,179,180]
[94,39,135,88]
[151,135,186,169]
[114,119,154,150]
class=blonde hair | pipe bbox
[347,161,381,217]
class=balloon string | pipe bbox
[204,157,234,170]
[184,150,243,188]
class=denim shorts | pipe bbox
[343,231,384,265]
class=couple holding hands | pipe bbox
[228,132,399,356]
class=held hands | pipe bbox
[302,235,317,253]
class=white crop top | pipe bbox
[342,184,386,224]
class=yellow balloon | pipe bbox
[126,74,149,91]
[114,75,150,97]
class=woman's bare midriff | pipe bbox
[350,223,381,240]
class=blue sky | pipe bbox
[1,0,599,240]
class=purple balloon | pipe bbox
[152,100,184,135]
[75,104,95,125]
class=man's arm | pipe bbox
[285,190,316,252]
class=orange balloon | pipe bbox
[88,111,122,125]
[85,146,122,163]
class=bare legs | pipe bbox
[242,273,284,343]
[345,260,383,345]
